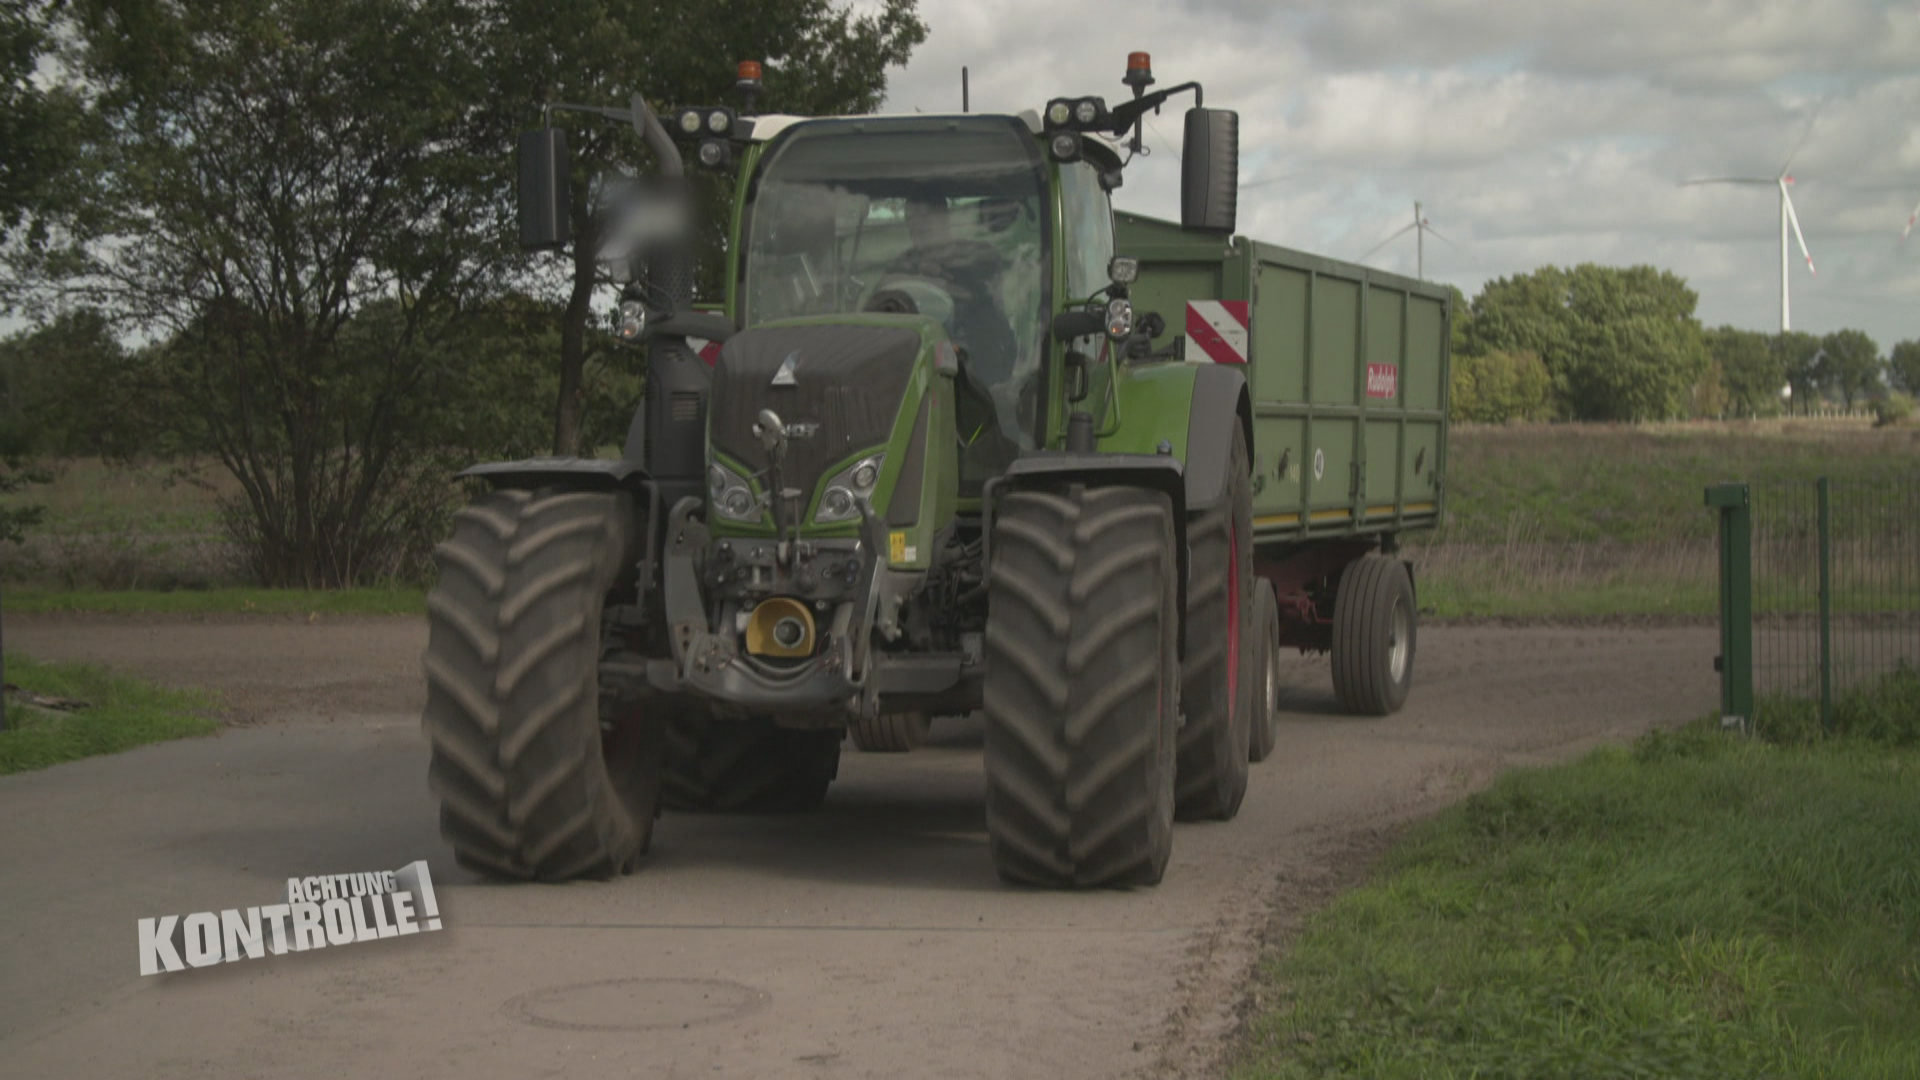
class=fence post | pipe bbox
[1706,483,1753,729]
[1817,476,1832,735]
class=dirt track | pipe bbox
[0,614,1717,1079]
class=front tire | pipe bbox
[422,489,662,881]
[982,485,1180,888]
[1331,554,1417,716]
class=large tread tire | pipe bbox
[982,485,1179,889]
[422,489,661,881]
[1248,582,1282,763]
[1331,554,1417,716]
[850,711,931,753]
[662,714,841,813]
[1175,423,1255,821]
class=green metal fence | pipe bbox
[1710,476,1920,734]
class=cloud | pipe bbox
[865,0,1920,346]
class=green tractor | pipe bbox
[423,55,1292,888]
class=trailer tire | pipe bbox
[422,489,662,881]
[983,485,1179,888]
[1176,423,1255,820]
[850,711,931,753]
[662,714,841,813]
[1248,582,1282,763]
[1331,554,1417,716]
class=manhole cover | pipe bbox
[505,977,769,1032]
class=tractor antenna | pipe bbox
[962,66,970,113]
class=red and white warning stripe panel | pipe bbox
[687,337,724,365]
[1184,300,1250,364]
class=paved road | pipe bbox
[0,615,1717,1079]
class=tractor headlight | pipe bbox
[709,460,761,523]
[815,454,884,523]
[1105,297,1134,340]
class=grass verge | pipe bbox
[1234,711,1920,1077]
[2,586,427,616]
[1,654,220,775]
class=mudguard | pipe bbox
[458,456,650,492]
[985,451,1192,656]
[1181,363,1252,512]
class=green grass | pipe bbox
[1234,701,1920,1079]
[1,654,220,774]
[1419,576,1718,619]
[2,585,427,616]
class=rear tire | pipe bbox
[1331,554,1417,716]
[662,714,841,812]
[850,711,930,753]
[982,484,1179,888]
[422,489,662,881]
[1176,423,1255,820]
[1248,582,1282,763]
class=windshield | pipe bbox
[740,117,1049,462]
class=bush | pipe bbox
[1870,392,1913,428]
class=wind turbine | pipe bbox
[1904,193,1919,241]
[1357,201,1453,281]
[1681,122,1819,332]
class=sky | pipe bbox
[862,0,1920,350]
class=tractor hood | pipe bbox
[706,314,958,562]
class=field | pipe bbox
[3,420,1915,616]
[1411,419,1917,618]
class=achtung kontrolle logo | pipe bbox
[138,860,443,976]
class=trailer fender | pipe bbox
[984,452,1192,656]
[1182,363,1253,512]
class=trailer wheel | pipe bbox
[983,485,1179,888]
[1331,554,1417,716]
[662,714,841,813]
[422,489,663,881]
[1248,582,1282,763]
[849,711,931,753]
[1176,423,1255,821]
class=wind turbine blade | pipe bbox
[1779,103,1824,177]
[1423,224,1461,249]
[1782,187,1817,276]
[1904,195,1920,241]
[1680,177,1774,186]
[1240,171,1302,191]
[1357,223,1419,264]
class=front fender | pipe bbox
[458,457,650,492]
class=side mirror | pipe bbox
[1180,107,1238,234]
[518,128,571,251]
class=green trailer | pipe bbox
[1117,211,1452,703]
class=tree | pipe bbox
[477,0,929,454]
[1469,264,1707,421]
[1706,326,1786,418]
[1891,340,1920,396]
[1450,350,1551,424]
[1818,329,1882,410]
[13,0,519,586]
[0,0,77,253]
[1770,331,1822,414]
